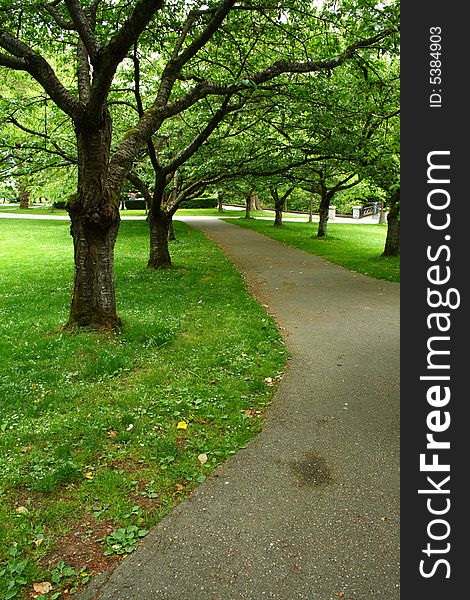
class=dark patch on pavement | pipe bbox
[290,451,334,486]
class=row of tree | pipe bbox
[0,0,400,330]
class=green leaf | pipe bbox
[5,587,18,599]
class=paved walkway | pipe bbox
[81,218,400,600]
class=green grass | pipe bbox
[0,204,301,219]
[224,218,400,282]
[0,219,286,598]
[0,206,240,218]
[0,205,241,217]
[0,204,68,216]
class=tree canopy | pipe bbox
[0,0,400,328]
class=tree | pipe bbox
[271,186,294,226]
[113,1,398,268]
[18,178,30,207]
[382,186,399,256]
[1,0,398,328]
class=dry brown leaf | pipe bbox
[33,582,52,594]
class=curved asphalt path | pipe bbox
[79,217,400,600]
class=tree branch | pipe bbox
[0,52,26,70]
[63,0,100,60]
[89,0,164,111]
[163,95,242,175]
[77,39,91,103]
[43,2,75,30]
[155,0,236,108]
[107,26,394,194]
[127,171,152,205]
[133,42,160,173]
[0,29,84,120]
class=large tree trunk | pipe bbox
[244,194,251,219]
[317,193,331,238]
[217,190,224,213]
[67,107,122,330]
[148,210,172,269]
[382,189,400,257]
[68,217,121,329]
[245,191,260,217]
[251,192,261,211]
[19,183,30,208]
[168,216,176,241]
[271,189,283,227]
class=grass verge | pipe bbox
[0,205,302,219]
[224,218,400,282]
[0,219,286,599]
[0,206,239,217]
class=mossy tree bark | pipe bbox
[147,201,172,269]
[148,212,172,268]
[67,108,122,330]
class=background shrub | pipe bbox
[179,196,218,209]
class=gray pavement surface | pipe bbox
[78,218,400,600]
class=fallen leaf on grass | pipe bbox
[175,483,185,491]
[335,593,345,598]
[16,506,29,515]
[107,430,117,437]
[177,421,188,430]
[84,472,93,480]
[33,582,52,594]
[198,453,208,465]
[244,409,262,417]
[21,445,33,453]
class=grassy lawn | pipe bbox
[0,205,69,216]
[0,204,302,219]
[0,205,241,217]
[225,218,400,282]
[0,219,286,598]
